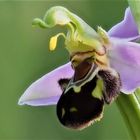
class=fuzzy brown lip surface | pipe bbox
[56,74,104,130]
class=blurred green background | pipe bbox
[0,0,130,140]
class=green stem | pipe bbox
[116,93,140,140]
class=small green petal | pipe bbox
[97,26,110,46]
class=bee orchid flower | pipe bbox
[18,7,140,130]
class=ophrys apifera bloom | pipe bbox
[19,7,140,130]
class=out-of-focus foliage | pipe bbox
[0,0,130,139]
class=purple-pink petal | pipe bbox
[108,7,139,40]
[109,38,140,93]
[18,63,73,106]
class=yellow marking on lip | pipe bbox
[73,86,81,93]
[70,107,78,112]
[61,108,65,118]
[92,79,103,100]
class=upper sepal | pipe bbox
[57,61,104,130]
[56,59,121,130]
[108,7,140,41]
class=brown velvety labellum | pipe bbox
[57,58,121,130]
[57,75,104,130]
[57,59,104,130]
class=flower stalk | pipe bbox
[116,93,140,140]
